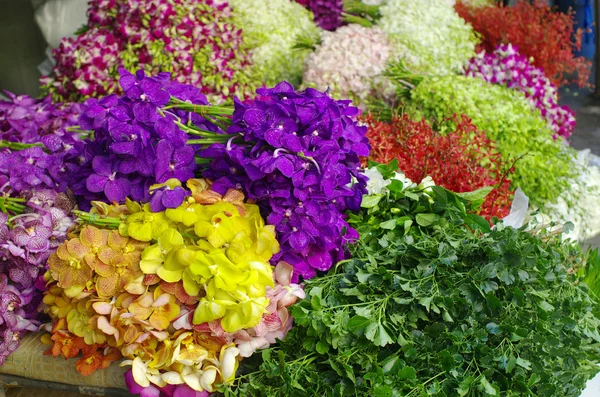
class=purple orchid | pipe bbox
[86,156,131,203]
[72,68,218,207]
[203,81,369,281]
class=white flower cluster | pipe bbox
[303,24,395,108]
[378,0,478,75]
[363,167,435,196]
[229,0,320,86]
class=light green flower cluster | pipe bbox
[378,0,478,75]
[406,75,578,206]
[229,0,320,86]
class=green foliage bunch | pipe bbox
[404,75,578,206]
[223,163,600,397]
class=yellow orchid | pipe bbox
[119,204,171,242]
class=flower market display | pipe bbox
[1,1,600,396]
[40,0,319,104]
[465,44,576,140]
[302,24,395,108]
[456,0,591,88]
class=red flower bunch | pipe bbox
[456,0,591,88]
[363,113,514,220]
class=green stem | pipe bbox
[195,157,212,164]
[0,197,27,215]
[343,0,381,19]
[73,210,121,229]
[164,100,234,117]
[174,120,226,137]
[0,141,44,151]
[187,137,235,145]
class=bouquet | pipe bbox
[465,44,576,140]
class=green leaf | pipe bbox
[347,315,371,335]
[506,357,517,374]
[516,358,532,370]
[316,341,330,354]
[374,385,394,397]
[361,195,383,208]
[374,323,394,347]
[380,219,397,230]
[455,186,493,202]
[480,376,498,396]
[398,366,417,381]
[416,213,440,227]
[457,376,475,396]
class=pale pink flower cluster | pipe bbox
[303,24,395,109]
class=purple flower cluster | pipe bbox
[0,188,75,363]
[73,68,217,208]
[41,0,258,104]
[465,44,576,140]
[203,82,369,281]
[0,93,85,192]
[296,0,345,31]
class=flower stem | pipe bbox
[0,141,44,151]
[164,99,234,117]
[0,197,27,215]
[187,137,236,145]
[73,210,121,229]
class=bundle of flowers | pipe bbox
[41,0,273,104]
[302,24,395,109]
[465,44,576,140]
[294,0,344,31]
[201,81,369,281]
[227,0,320,87]
[42,181,304,395]
[456,0,591,88]
[0,93,83,363]
[400,74,577,207]
[376,0,478,75]
[363,113,514,220]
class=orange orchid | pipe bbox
[75,347,122,376]
[92,231,148,297]
[128,287,181,331]
[45,331,87,359]
[48,225,110,289]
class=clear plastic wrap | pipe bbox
[33,0,88,48]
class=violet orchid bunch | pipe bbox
[0,93,85,192]
[41,0,259,104]
[465,44,576,140]
[72,68,225,209]
[0,188,76,364]
[202,82,370,281]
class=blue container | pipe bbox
[555,0,596,59]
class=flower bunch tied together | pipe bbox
[43,179,304,396]
[202,81,370,281]
[41,0,260,104]
[303,24,395,109]
[0,93,85,192]
[72,68,226,209]
[0,188,76,364]
[465,44,576,140]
